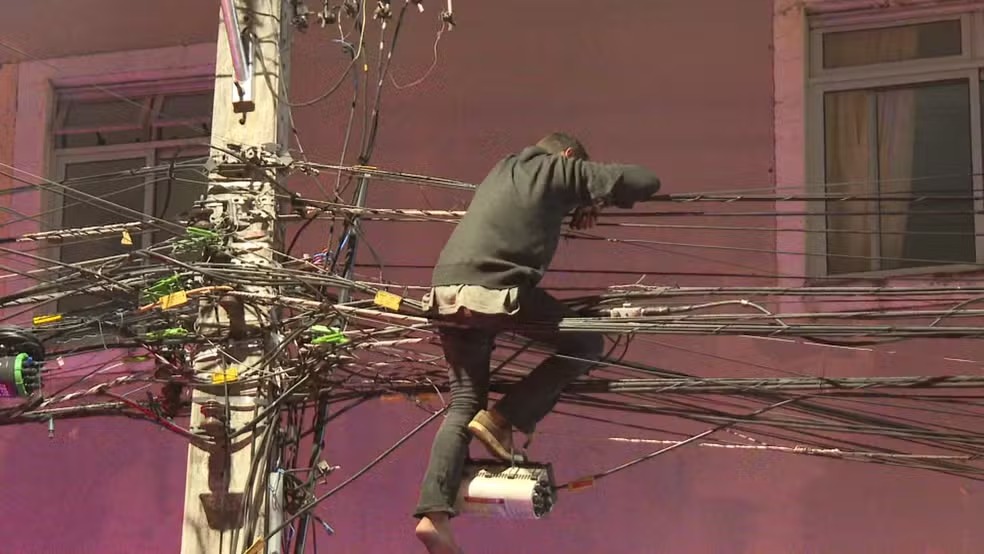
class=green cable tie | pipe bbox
[142,275,182,303]
[143,327,190,341]
[186,227,219,239]
[174,227,221,255]
[311,325,349,345]
[13,352,27,397]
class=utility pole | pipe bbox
[181,1,292,553]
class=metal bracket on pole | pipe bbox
[232,30,256,124]
[221,0,256,123]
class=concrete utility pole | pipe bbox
[181,1,291,553]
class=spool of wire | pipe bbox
[0,353,42,397]
[0,327,44,398]
[455,460,557,519]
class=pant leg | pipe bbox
[493,287,604,434]
[414,326,495,517]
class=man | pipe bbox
[413,133,662,554]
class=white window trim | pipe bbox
[51,150,155,287]
[12,43,215,242]
[7,44,214,324]
[774,0,984,284]
[809,14,973,83]
[52,143,211,263]
[52,125,213,255]
[52,150,155,239]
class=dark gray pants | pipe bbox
[414,287,604,517]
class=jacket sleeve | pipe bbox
[549,156,662,208]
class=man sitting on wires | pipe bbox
[413,132,663,554]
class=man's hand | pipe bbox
[569,205,600,230]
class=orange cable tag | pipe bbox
[567,476,595,492]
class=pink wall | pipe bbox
[0,0,216,64]
[0,64,17,250]
[0,1,983,553]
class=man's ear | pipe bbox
[561,147,575,158]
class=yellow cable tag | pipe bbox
[212,367,239,384]
[32,314,63,325]
[121,230,133,246]
[160,290,189,310]
[374,290,402,311]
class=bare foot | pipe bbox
[415,513,464,554]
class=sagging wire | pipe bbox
[554,397,803,491]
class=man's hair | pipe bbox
[536,132,589,160]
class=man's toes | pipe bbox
[415,517,461,554]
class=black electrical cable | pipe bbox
[554,397,801,490]
[0,163,188,237]
[156,149,184,220]
[264,407,443,541]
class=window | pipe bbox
[52,78,213,313]
[809,12,984,276]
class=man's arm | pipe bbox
[549,156,662,209]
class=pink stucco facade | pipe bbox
[1,1,984,553]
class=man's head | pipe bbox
[536,132,589,161]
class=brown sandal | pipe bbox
[467,410,514,461]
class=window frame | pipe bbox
[50,142,209,315]
[53,80,214,148]
[8,44,214,318]
[51,148,155,261]
[48,87,213,269]
[51,140,211,254]
[806,7,984,278]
